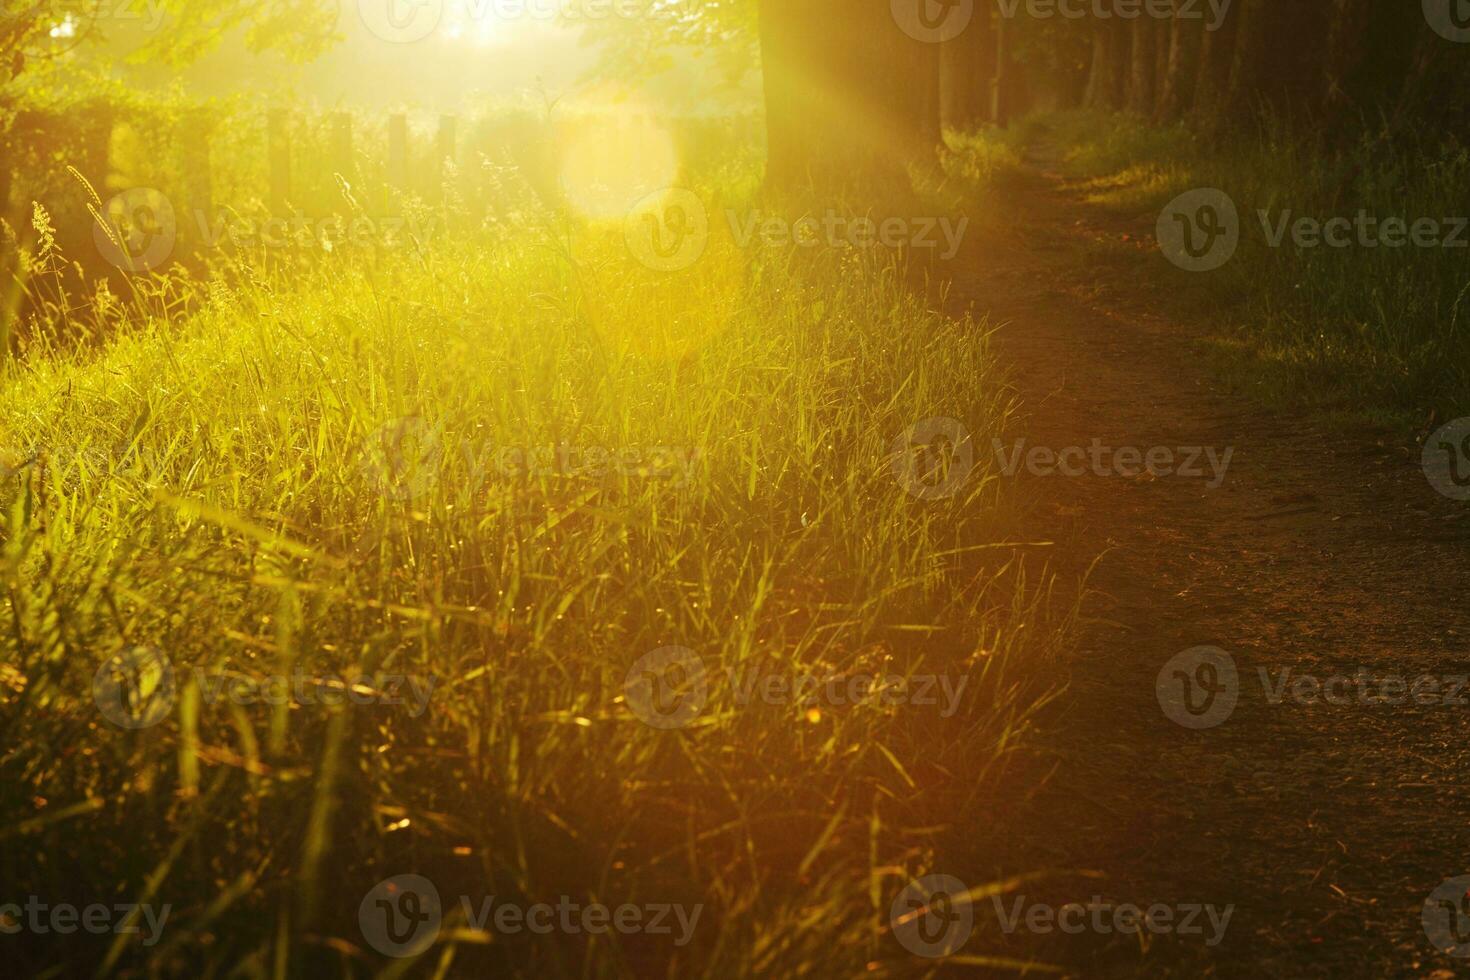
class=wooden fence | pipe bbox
[0,104,760,270]
[0,106,517,230]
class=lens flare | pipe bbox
[558,108,680,220]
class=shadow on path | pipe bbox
[945,153,1470,978]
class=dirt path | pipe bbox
[946,155,1470,977]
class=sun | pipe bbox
[442,7,507,46]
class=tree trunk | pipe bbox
[1223,0,1272,121]
[912,34,943,158]
[757,0,828,189]
[1125,18,1157,115]
[1105,20,1129,110]
[1155,9,1200,123]
[1320,0,1371,123]
[1397,27,1470,131]
[1083,22,1127,110]
[941,4,994,130]
[1315,1,1444,135]
[1154,14,1172,102]
[1192,2,1239,122]
[758,0,939,194]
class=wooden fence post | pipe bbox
[387,114,409,199]
[328,112,355,215]
[329,113,354,182]
[435,114,457,203]
[268,109,292,213]
[435,114,457,166]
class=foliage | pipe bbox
[574,0,758,97]
[1,0,337,101]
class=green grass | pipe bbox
[1027,109,1470,427]
[942,128,1025,191]
[0,155,1070,976]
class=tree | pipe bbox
[752,0,941,192]
[1125,18,1157,116]
[586,0,942,195]
[1154,7,1199,123]
[1083,19,1127,110]
[941,5,995,130]
[1,0,337,85]
[1319,0,1371,121]
[1190,3,1239,123]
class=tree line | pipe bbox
[754,0,1470,191]
[984,0,1468,130]
[6,2,1468,198]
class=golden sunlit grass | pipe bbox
[0,133,1071,974]
[942,129,1026,190]
[1073,162,1188,211]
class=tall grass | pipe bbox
[0,146,1069,975]
[1031,109,1470,424]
